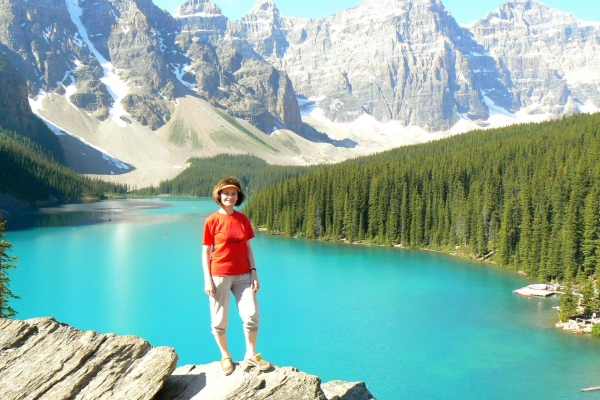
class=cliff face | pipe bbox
[221,0,600,130]
[173,0,303,133]
[0,317,376,400]
[470,0,600,117]
[0,51,34,132]
[0,51,64,162]
[230,0,513,130]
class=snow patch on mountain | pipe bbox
[579,101,600,114]
[28,90,47,113]
[65,0,129,127]
[36,112,130,170]
[450,93,555,135]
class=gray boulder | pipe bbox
[0,317,177,400]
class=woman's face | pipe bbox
[220,188,239,207]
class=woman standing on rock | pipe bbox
[202,177,271,375]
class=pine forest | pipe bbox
[0,128,128,203]
[245,113,600,282]
[132,154,314,197]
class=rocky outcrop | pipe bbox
[155,362,376,400]
[172,0,227,45]
[0,317,178,400]
[0,317,376,400]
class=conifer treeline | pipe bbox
[245,113,600,281]
[133,154,314,197]
[0,128,127,203]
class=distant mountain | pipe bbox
[470,1,600,118]
[229,0,600,130]
[229,0,513,130]
[0,0,598,185]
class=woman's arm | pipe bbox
[202,244,215,297]
[247,241,260,292]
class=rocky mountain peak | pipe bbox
[244,0,284,30]
[248,0,280,16]
[173,0,224,18]
[485,0,575,28]
[356,0,443,13]
[230,0,288,59]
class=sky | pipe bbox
[153,0,600,24]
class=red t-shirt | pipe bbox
[202,210,255,276]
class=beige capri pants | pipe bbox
[210,272,259,336]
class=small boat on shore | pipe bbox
[527,284,548,290]
[513,284,555,297]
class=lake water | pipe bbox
[6,198,600,399]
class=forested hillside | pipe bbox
[0,128,127,205]
[245,113,600,281]
[134,154,314,197]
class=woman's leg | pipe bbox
[244,329,258,359]
[215,332,230,359]
[231,273,260,359]
[210,275,233,359]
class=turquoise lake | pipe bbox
[6,197,600,399]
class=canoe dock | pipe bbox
[513,284,557,297]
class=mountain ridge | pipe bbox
[0,0,598,185]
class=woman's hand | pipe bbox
[204,278,215,297]
[250,270,260,292]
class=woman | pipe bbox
[202,177,270,375]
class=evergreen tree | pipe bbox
[560,268,578,322]
[517,183,533,275]
[497,195,518,267]
[582,189,600,276]
[592,279,600,315]
[563,190,582,278]
[0,220,18,318]
[580,278,595,317]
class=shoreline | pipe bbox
[257,226,502,268]
[255,226,600,339]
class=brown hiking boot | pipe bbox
[243,353,271,371]
[220,356,234,375]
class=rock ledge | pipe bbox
[155,362,375,400]
[0,317,376,399]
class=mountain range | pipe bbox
[0,0,598,185]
